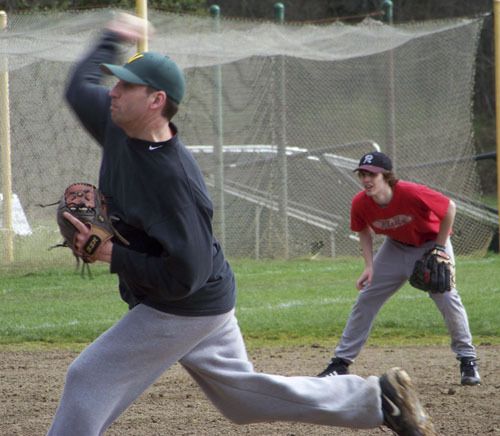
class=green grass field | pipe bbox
[1,255,499,349]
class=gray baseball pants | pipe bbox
[335,238,476,363]
[47,305,383,436]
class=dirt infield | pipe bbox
[1,344,498,436]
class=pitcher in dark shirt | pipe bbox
[47,12,436,436]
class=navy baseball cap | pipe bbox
[354,151,393,173]
[101,51,185,104]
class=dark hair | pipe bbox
[163,100,178,120]
[383,171,399,188]
[146,87,179,120]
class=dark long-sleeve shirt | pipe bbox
[65,31,236,316]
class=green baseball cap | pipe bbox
[101,51,185,104]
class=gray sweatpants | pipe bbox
[335,238,476,363]
[47,305,383,436]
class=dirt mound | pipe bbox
[1,344,498,435]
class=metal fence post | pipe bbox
[209,4,226,247]
[273,2,289,258]
[381,0,396,168]
[136,0,148,52]
[0,11,14,264]
[381,0,393,24]
[494,0,500,246]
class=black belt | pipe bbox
[397,241,418,248]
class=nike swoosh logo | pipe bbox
[148,144,163,151]
[382,394,401,417]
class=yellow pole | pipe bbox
[0,10,14,263]
[495,0,500,246]
[136,0,148,52]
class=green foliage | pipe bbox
[3,0,207,14]
[1,256,499,348]
[481,194,498,209]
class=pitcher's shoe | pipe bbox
[380,367,437,436]
[316,357,350,377]
[460,357,481,386]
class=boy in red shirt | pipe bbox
[318,152,480,386]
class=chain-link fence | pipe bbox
[0,9,494,269]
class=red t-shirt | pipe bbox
[350,180,450,247]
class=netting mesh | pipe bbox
[0,9,494,268]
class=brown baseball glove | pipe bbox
[56,183,117,263]
[409,245,455,293]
